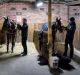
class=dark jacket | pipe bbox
[66,21,76,42]
[19,23,28,38]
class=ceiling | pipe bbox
[0,0,71,2]
[0,0,79,5]
[0,0,35,3]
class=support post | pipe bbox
[67,5,69,22]
[48,0,53,65]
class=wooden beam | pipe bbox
[48,0,52,64]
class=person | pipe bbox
[63,17,76,59]
[42,22,48,31]
[38,22,48,60]
[39,22,48,51]
[17,18,28,56]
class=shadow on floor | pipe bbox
[59,63,75,71]
[37,55,75,72]
[0,54,21,61]
[37,55,48,66]
[0,52,7,55]
[49,67,63,75]
[48,63,75,75]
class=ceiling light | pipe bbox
[36,0,43,7]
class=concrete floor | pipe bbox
[0,42,80,75]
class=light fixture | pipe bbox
[36,0,43,7]
[16,16,22,23]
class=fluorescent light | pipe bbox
[36,1,43,7]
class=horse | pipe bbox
[52,17,64,54]
[2,17,16,53]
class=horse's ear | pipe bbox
[59,17,61,20]
[7,16,9,20]
[3,17,6,20]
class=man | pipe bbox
[18,18,28,56]
[63,17,76,58]
[39,22,48,52]
[42,22,48,31]
[38,22,48,60]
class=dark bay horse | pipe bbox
[52,17,64,54]
[2,17,16,53]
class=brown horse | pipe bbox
[2,17,16,53]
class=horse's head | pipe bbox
[4,16,9,22]
[2,17,10,31]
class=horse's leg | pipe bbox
[7,34,9,53]
[11,35,15,53]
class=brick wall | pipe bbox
[0,3,80,24]
[0,3,68,23]
[0,2,80,50]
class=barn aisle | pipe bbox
[0,42,80,75]
[0,42,38,56]
[0,42,51,75]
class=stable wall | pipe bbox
[0,2,80,50]
[0,3,68,42]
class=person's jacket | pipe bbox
[19,23,28,38]
[66,21,76,37]
[42,22,48,31]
